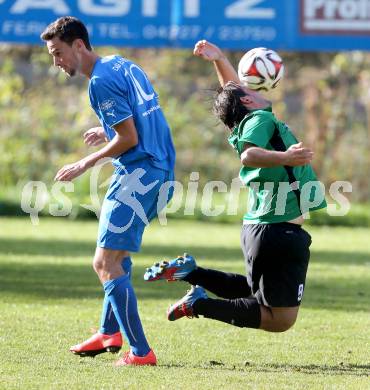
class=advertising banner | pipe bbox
[0,0,369,51]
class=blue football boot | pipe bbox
[144,253,196,282]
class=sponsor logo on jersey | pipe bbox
[101,99,116,112]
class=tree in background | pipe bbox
[0,46,369,203]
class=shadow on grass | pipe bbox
[0,238,95,257]
[0,260,194,302]
[0,237,244,260]
[1,237,369,265]
[161,361,370,377]
[0,237,369,311]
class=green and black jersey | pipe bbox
[228,107,327,224]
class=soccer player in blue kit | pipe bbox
[41,16,175,366]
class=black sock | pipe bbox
[193,297,261,329]
[184,267,252,299]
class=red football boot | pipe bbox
[167,285,208,321]
[70,332,122,357]
[115,349,157,366]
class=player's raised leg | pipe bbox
[167,286,299,332]
[144,254,252,299]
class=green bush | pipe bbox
[0,47,369,201]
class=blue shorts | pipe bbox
[97,159,174,252]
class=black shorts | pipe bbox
[240,222,312,307]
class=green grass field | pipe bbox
[0,217,369,389]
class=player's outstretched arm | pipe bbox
[241,142,313,168]
[193,40,239,87]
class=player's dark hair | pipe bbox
[213,82,250,129]
[40,16,92,51]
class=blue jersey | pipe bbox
[89,55,175,171]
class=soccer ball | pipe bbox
[237,48,284,91]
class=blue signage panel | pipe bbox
[0,0,369,51]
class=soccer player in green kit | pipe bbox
[144,40,327,334]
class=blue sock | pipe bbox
[99,257,132,335]
[103,274,150,357]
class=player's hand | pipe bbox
[83,126,107,146]
[193,40,224,61]
[54,160,88,181]
[284,142,313,166]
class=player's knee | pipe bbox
[262,307,298,332]
[93,248,130,280]
[93,255,107,274]
[273,310,298,332]
[273,317,296,332]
